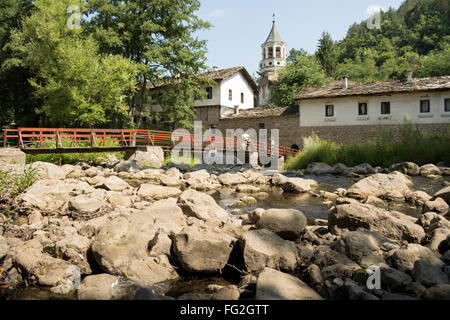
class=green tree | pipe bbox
[4,0,139,128]
[418,46,450,77]
[316,32,338,77]
[87,0,211,129]
[270,52,329,106]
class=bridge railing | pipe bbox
[2,128,299,158]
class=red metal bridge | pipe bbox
[1,128,298,158]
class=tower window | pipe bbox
[241,92,244,104]
[268,47,273,58]
[229,89,233,101]
[276,47,281,58]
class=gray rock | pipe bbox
[305,162,333,175]
[335,230,386,262]
[256,208,307,241]
[97,176,131,192]
[347,285,379,300]
[0,235,9,260]
[240,229,298,273]
[351,163,375,175]
[423,283,450,300]
[0,148,26,173]
[412,260,449,288]
[68,196,104,213]
[272,173,318,193]
[218,172,248,186]
[307,264,324,285]
[389,162,419,176]
[78,274,129,300]
[433,186,450,205]
[416,212,450,234]
[329,202,425,243]
[405,191,432,207]
[212,285,241,300]
[390,244,444,272]
[173,225,236,273]
[114,160,140,173]
[31,161,66,180]
[346,172,411,199]
[381,267,413,290]
[255,268,323,300]
[332,163,352,175]
[424,197,449,214]
[127,147,164,168]
[137,184,182,201]
[177,189,229,222]
[420,164,441,176]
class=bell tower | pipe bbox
[258,15,287,106]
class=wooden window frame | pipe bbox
[325,104,334,117]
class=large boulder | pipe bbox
[424,198,449,214]
[335,230,387,262]
[390,162,420,176]
[91,199,185,286]
[137,184,182,201]
[433,186,450,205]
[329,203,425,243]
[31,161,66,180]
[420,164,441,176]
[412,260,449,288]
[68,196,104,213]
[346,172,411,199]
[305,163,333,175]
[11,246,80,295]
[390,244,444,272]
[127,146,164,168]
[0,148,26,173]
[256,209,307,241]
[77,274,130,300]
[218,173,247,186]
[18,179,107,212]
[255,268,323,300]
[114,160,140,173]
[177,189,229,222]
[96,176,131,192]
[240,229,298,273]
[172,225,236,273]
[272,173,318,193]
[351,163,375,175]
[54,235,92,275]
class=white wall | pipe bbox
[299,91,450,127]
[194,83,221,107]
[219,72,255,110]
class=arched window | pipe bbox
[262,48,266,59]
[276,47,281,58]
[268,47,273,58]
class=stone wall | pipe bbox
[299,123,449,148]
[218,115,302,149]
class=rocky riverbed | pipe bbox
[0,157,450,300]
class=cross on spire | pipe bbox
[273,13,275,24]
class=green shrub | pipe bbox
[0,167,37,197]
[163,155,201,167]
[285,121,450,170]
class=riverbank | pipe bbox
[0,155,449,300]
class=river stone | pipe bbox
[329,202,425,243]
[173,225,236,273]
[91,199,185,286]
[390,244,445,272]
[77,274,130,300]
[305,162,333,175]
[390,162,420,176]
[420,164,441,176]
[240,229,298,273]
[255,268,323,300]
[0,148,26,173]
[68,196,104,213]
[114,160,140,173]
[405,191,432,207]
[424,198,449,214]
[256,209,307,241]
[218,173,247,186]
[352,163,375,174]
[272,173,318,193]
[212,285,241,300]
[412,260,449,288]
[96,176,130,192]
[0,235,8,260]
[127,146,164,168]
[31,162,66,180]
[183,169,210,181]
[137,184,182,201]
[160,174,182,187]
[54,235,92,275]
[332,163,351,175]
[381,267,413,290]
[12,246,80,294]
[416,212,450,234]
[433,186,450,205]
[335,230,387,262]
[107,192,133,208]
[18,179,105,212]
[177,189,229,222]
[423,284,450,300]
[346,171,411,199]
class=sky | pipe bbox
[195,0,406,76]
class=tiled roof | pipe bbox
[221,106,298,120]
[147,66,258,93]
[296,76,450,100]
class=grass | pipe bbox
[163,155,201,167]
[23,137,124,165]
[285,120,450,170]
[0,166,37,197]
